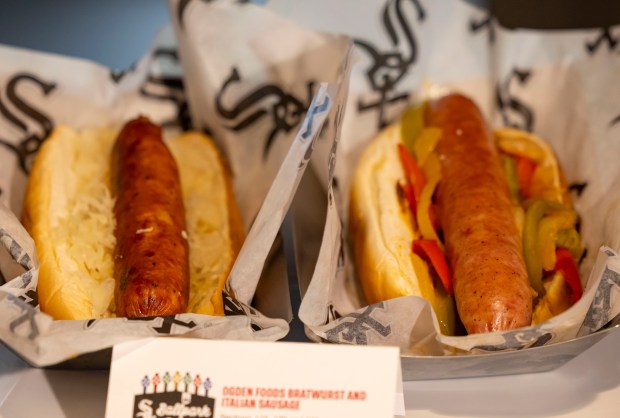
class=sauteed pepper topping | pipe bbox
[417,153,442,245]
[523,198,582,298]
[502,154,520,200]
[400,101,427,152]
[516,156,537,199]
[413,239,453,295]
[554,248,583,303]
[398,143,425,203]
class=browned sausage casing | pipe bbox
[112,116,189,317]
[427,94,533,333]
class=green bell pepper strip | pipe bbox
[501,154,520,201]
[400,102,428,153]
[522,199,571,296]
[538,210,577,271]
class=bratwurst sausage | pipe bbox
[112,117,190,317]
[428,94,533,333]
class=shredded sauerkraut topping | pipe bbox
[52,128,117,318]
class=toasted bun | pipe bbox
[350,119,578,335]
[22,125,244,320]
[349,124,455,335]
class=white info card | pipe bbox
[105,338,402,418]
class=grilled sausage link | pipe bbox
[428,94,533,333]
[112,116,189,317]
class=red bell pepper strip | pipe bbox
[398,143,426,201]
[516,156,536,198]
[413,239,453,295]
[554,247,583,304]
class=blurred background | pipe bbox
[0,0,170,70]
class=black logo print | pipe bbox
[325,303,392,345]
[109,61,138,83]
[128,316,197,334]
[469,12,495,44]
[354,0,426,129]
[495,68,534,131]
[0,73,56,174]
[139,48,192,131]
[580,266,620,334]
[327,303,342,323]
[472,329,553,352]
[7,294,40,340]
[176,0,252,30]
[568,182,588,197]
[222,291,262,332]
[586,27,619,54]
[215,67,315,159]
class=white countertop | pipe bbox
[0,327,618,418]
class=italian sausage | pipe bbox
[112,116,190,317]
[428,94,533,333]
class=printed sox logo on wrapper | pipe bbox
[354,0,425,129]
[0,32,307,367]
[0,73,56,175]
[215,67,316,160]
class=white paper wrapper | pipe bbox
[263,0,620,354]
[0,1,353,367]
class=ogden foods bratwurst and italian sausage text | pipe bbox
[23,116,244,320]
[350,93,584,335]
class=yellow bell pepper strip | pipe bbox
[531,271,573,324]
[413,127,442,166]
[494,128,546,162]
[410,253,456,335]
[537,209,578,271]
[554,247,583,303]
[501,154,520,201]
[398,143,425,203]
[413,239,453,295]
[522,199,567,296]
[516,156,536,199]
[417,153,443,245]
[555,228,584,261]
[400,102,428,152]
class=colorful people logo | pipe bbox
[141,375,150,394]
[140,372,213,396]
[173,371,182,391]
[152,372,161,393]
[183,372,192,392]
[163,371,171,392]
[193,374,202,394]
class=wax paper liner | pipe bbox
[261,0,620,355]
[0,0,354,367]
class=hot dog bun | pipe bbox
[349,123,457,335]
[349,93,583,335]
[22,123,244,320]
